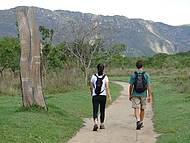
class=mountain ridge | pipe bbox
[0,6,190,56]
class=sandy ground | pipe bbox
[68,82,158,143]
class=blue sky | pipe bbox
[1,0,189,26]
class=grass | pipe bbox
[0,68,85,96]
[152,75,190,143]
[109,75,129,82]
[0,82,122,143]
[1,69,190,143]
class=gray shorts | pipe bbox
[131,96,147,109]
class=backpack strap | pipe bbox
[102,74,106,80]
[94,74,106,88]
[94,74,106,80]
[134,71,146,81]
[134,71,145,76]
[142,71,147,83]
[134,71,138,77]
[141,71,146,79]
[100,74,106,94]
[136,71,147,85]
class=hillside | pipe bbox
[0,6,190,56]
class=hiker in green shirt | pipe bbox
[129,60,152,130]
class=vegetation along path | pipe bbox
[68,81,158,143]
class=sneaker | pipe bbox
[136,121,141,130]
[100,124,105,129]
[140,122,144,128]
[93,124,98,131]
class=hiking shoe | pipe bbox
[100,124,105,129]
[93,124,98,131]
[136,121,141,130]
[140,122,144,128]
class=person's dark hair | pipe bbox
[136,60,144,69]
[97,63,104,76]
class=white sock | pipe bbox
[94,119,98,125]
[136,117,140,121]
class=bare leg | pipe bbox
[140,108,145,122]
[134,108,142,130]
[134,108,140,121]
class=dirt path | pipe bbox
[68,82,158,143]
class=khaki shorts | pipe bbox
[131,96,147,109]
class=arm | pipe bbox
[90,82,94,96]
[147,85,152,103]
[128,73,134,101]
[106,81,112,102]
[90,75,94,96]
[146,73,152,103]
[129,84,133,101]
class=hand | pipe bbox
[147,96,151,103]
[129,95,132,101]
[108,96,112,102]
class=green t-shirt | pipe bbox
[129,70,151,96]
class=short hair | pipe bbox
[136,60,144,69]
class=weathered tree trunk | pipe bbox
[28,8,47,109]
[17,7,33,107]
[16,7,47,110]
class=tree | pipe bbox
[0,37,20,76]
[39,26,65,72]
[16,7,47,110]
[94,43,127,67]
[66,20,104,84]
[39,26,53,72]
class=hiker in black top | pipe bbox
[129,60,152,130]
[90,63,112,131]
